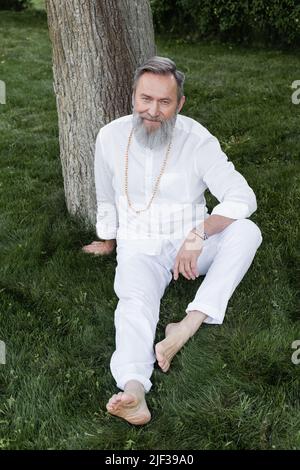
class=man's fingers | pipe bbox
[173,258,179,280]
[83,241,102,250]
[191,260,198,278]
[173,247,201,280]
[184,260,195,280]
[174,255,199,281]
[180,260,190,280]
[82,241,110,256]
[174,257,194,280]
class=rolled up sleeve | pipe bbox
[94,130,118,239]
[196,135,257,219]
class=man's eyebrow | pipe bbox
[140,93,172,101]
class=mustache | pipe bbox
[139,113,163,123]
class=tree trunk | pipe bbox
[45,0,155,226]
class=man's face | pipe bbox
[133,72,185,132]
[132,72,185,149]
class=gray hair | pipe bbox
[133,56,185,103]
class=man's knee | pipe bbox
[231,219,263,248]
[114,267,159,307]
[114,254,167,302]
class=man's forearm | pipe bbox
[196,214,236,237]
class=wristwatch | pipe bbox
[192,228,208,240]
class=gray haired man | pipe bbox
[83,56,262,425]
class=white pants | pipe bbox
[110,219,263,392]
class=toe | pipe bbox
[115,394,123,402]
[158,357,170,372]
[106,402,114,411]
[108,394,119,406]
[158,359,165,368]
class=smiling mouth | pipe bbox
[143,118,161,123]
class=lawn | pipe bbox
[0,6,299,450]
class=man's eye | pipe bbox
[161,101,170,105]
[142,97,151,102]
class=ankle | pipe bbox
[181,310,207,337]
[124,380,145,396]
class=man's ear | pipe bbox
[177,95,186,114]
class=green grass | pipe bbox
[0,9,300,450]
[31,0,45,10]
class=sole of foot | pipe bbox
[155,322,190,373]
[106,392,151,426]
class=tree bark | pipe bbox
[45,0,155,225]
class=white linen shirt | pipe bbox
[94,114,257,255]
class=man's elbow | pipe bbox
[248,191,257,217]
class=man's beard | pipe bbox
[132,110,177,150]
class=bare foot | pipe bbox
[82,240,115,256]
[155,322,191,373]
[106,381,151,425]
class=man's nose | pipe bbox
[148,100,160,117]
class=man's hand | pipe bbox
[82,239,116,256]
[173,231,204,281]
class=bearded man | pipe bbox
[83,57,262,425]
